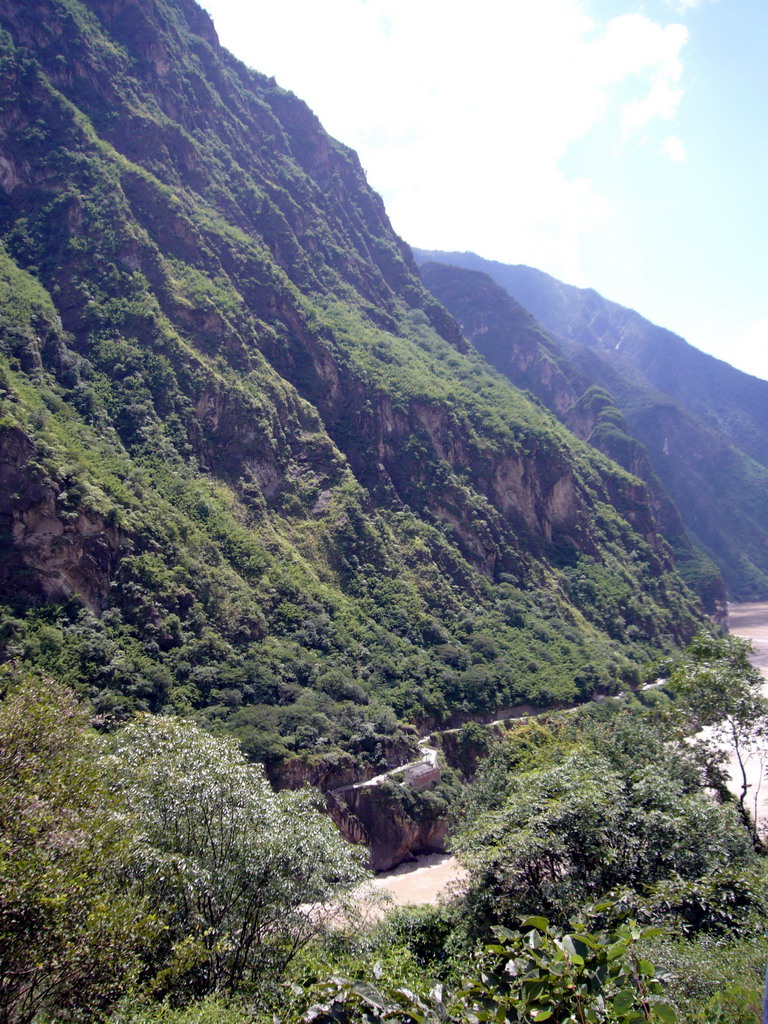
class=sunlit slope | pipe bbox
[417,249,768,601]
[0,0,703,770]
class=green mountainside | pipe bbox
[0,0,705,776]
[5,4,768,1022]
[417,261,725,615]
[416,250,768,601]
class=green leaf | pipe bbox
[640,927,668,939]
[351,981,390,1011]
[612,989,635,1013]
[653,1003,677,1022]
[520,915,549,931]
[591,897,618,912]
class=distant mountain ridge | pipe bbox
[416,249,768,600]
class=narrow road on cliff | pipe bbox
[331,741,439,797]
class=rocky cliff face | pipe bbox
[419,261,582,418]
[0,0,706,778]
[415,253,747,609]
[0,427,123,610]
[327,783,449,872]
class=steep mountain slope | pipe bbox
[417,261,725,614]
[417,260,584,417]
[416,251,768,468]
[416,250,768,601]
[0,0,704,774]
[495,265,768,469]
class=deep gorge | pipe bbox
[2,1,768,1020]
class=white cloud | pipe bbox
[614,19,687,136]
[664,0,721,16]
[662,135,686,161]
[734,320,768,380]
[201,0,689,283]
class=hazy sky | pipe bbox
[200,0,768,381]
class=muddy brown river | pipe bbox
[365,852,468,909]
[727,602,768,669]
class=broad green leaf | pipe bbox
[521,915,550,931]
[351,981,390,1010]
[612,989,635,1013]
[640,927,668,939]
[653,1003,677,1022]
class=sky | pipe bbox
[200,0,768,381]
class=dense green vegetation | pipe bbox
[3,632,767,1023]
[0,670,366,1023]
[2,2,765,1021]
[416,249,768,601]
[0,0,707,772]
[277,633,768,1024]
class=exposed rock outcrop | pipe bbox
[267,736,417,793]
[328,783,448,872]
[0,426,122,610]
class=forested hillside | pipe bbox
[416,249,768,600]
[0,0,708,776]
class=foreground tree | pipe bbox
[108,715,368,996]
[0,677,367,1019]
[0,673,156,1024]
[287,917,677,1023]
[668,630,768,836]
[452,714,754,927]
